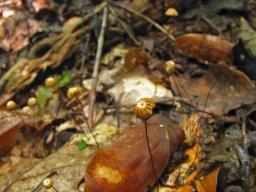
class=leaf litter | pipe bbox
[0,0,256,192]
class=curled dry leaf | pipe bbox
[175,33,234,64]
[0,110,45,156]
[170,62,256,115]
[85,115,184,192]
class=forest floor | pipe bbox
[0,0,256,192]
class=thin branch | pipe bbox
[109,1,175,42]
[88,6,108,130]
[108,5,140,45]
[82,2,107,23]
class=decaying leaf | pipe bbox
[175,34,234,64]
[85,115,184,192]
[159,113,219,192]
[0,17,82,105]
[70,123,118,146]
[0,120,119,192]
[170,62,256,115]
[237,18,256,58]
[108,65,173,107]
[0,110,45,156]
[195,167,220,192]
[162,114,202,190]
[123,48,150,72]
[233,18,256,79]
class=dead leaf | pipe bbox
[124,48,150,72]
[195,167,220,192]
[0,116,119,192]
[170,62,256,115]
[85,115,184,192]
[108,65,173,107]
[175,34,234,64]
[0,110,45,156]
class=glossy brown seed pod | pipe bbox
[85,115,184,192]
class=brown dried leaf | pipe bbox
[124,48,150,72]
[170,62,256,115]
[0,110,45,156]
[0,122,119,192]
[175,34,234,64]
[85,115,184,192]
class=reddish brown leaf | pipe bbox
[0,110,45,156]
[170,62,256,115]
[175,33,234,63]
[85,115,184,192]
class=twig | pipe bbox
[109,1,175,42]
[82,2,107,23]
[88,6,108,130]
[108,5,140,45]
[157,96,218,118]
[200,15,221,35]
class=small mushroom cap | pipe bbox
[42,178,53,189]
[134,98,155,120]
[6,100,17,110]
[45,77,57,88]
[165,60,175,75]
[67,86,82,99]
[27,97,37,107]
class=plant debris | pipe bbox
[0,0,256,192]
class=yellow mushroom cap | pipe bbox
[42,178,53,189]
[45,77,56,88]
[165,60,176,75]
[67,86,82,99]
[6,100,17,110]
[22,106,31,114]
[134,98,155,120]
[27,97,37,107]
[165,8,179,17]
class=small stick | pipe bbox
[108,5,140,45]
[82,2,107,23]
[77,99,100,148]
[88,6,108,130]
[109,1,175,42]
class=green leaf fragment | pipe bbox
[57,71,71,88]
[78,139,87,151]
[36,87,53,110]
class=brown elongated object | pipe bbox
[85,115,184,192]
[175,33,234,64]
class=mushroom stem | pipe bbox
[144,120,159,192]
